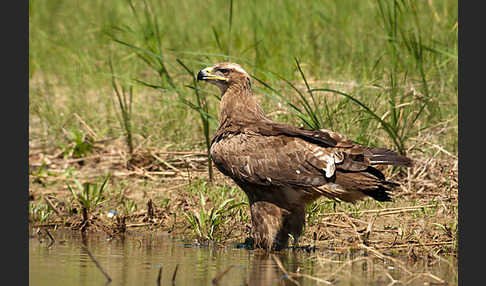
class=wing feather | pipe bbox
[211,133,333,187]
[211,131,375,187]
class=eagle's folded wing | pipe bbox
[211,132,369,187]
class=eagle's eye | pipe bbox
[219,68,231,75]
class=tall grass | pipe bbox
[109,58,134,156]
[29,0,457,160]
[176,59,215,182]
[105,0,218,180]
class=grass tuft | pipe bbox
[67,174,110,212]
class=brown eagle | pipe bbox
[197,62,412,250]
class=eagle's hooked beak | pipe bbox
[197,67,228,82]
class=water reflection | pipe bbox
[247,252,304,286]
[29,229,457,286]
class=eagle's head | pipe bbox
[197,62,250,91]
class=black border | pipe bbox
[458,1,477,285]
[4,1,29,285]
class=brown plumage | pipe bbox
[197,62,412,250]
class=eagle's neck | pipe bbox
[219,82,267,125]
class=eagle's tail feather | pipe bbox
[315,167,399,203]
[367,147,413,167]
[361,183,396,202]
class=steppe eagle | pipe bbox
[197,62,412,250]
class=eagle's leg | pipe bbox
[249,200,306,251]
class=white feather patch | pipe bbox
[226,63,249,77]
[319,154,336,178]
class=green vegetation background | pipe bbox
[29,0,457,160]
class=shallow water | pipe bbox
[29,229,457,286]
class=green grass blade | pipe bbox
[310,88,403,152]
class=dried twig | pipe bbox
[44,228,55,248]
[362,214,377,245]
[320,257,370,283]
[151,152,180,173]
[320,204,446,217]
[385,272,400,286]
[73,113,98,140]
[156,266,163,286]
[358,243,413,275]
[212,265,233,285]
[405,272,446,285]
[125,223,153,228]
[271,254,301,286]
[158,151,206,156]
[81,244,112,283]
[44,197,62,217]
[147,199,154,219]
[290,272,333,285]
[341,213,364,244]
[375,241,454,249]
[171,264,179,285]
